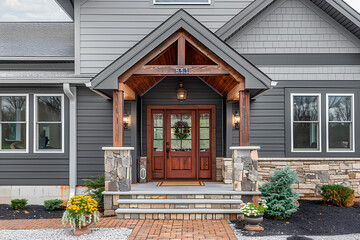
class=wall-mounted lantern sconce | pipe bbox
[233,111,240,129]
[176,81,188,102]
[123,113,130,129]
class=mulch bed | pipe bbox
[232,200,360,236]
[0,204,66,220]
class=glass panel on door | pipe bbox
[170,113,192,152]
[153,113,163,152]
[199,113,210,152]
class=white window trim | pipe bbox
[326,93,355,153]
[0,94,29,153]
[33,94,65,153]
[153,0,211,4]
[290,93,322,153]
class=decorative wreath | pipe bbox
[173,121,190,139]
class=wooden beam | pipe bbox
[119,83,136,100]
[227,82,245,101]
[113,90,124,147]
[119,31,184,83]
[239,90,250,146]
[134,65,229,76]
[177,37,186,65]
[180,31,245,84]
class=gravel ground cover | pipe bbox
[0,228,132,240]
[230,200,360,239]
[0,204,65,220]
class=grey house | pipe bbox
[1,0,360,218]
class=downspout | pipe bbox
[63,83,77,198]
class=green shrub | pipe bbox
[82,174,105,206]
[321,184,354,207]
[10,199,28,210]
[259,166,299,219]
[44,199,64,211]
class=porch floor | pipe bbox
[103,182,261,195]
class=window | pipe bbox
[327,94,354,152]
[154,0,210,4]
[34,95,64,152]
[291,94,321,152]
[0,95,28,152]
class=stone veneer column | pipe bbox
[230,146,260,192]
[103,147,134,191]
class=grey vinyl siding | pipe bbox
[141,76,224,157]
[231,88,286,158]
[77,87,135,184]
[79,0,254,74]
[230,82,360,158]
[229,0,360,54]
[0,87,69,185]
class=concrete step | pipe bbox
[117,198,243,204]
[115,208,241,214]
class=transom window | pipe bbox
[0,95,28,152]
[291,94,321,152]
[327,94,354,152]
[154,0,210,4]
[34,95,64,153]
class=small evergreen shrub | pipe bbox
[321,184,355,207]
[82,174,105,206]
[10,199,28,210]
[259,166,299,219]
[44,199,64,211]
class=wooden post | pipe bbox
[177,37,186,65]
[113,90,124,147]
[239,90,250,146]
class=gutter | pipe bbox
[251,81,278,100]
[63,83,77,198]
[85,82,112,100]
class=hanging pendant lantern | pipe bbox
[176,81,188,102]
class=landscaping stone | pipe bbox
[258,159,360,197]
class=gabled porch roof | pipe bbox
[90,9,273,98]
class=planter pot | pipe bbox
[244,215,264,231]
[73,224,92,236]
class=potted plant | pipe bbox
[61,195,100,235]
[240,198,268,231]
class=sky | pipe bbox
[0,0,359,22]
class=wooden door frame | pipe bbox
[146,105,216,182]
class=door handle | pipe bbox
[166,148,170,159]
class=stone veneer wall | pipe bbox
[258,159,360,198]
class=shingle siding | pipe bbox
[259,65,360,81]
[79,0,254,74]
[230,0,360,54]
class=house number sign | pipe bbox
[175,68,189,74]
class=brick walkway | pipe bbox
[0,217,237,240]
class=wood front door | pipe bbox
[166,110,196,179]
[148,106,215,180]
